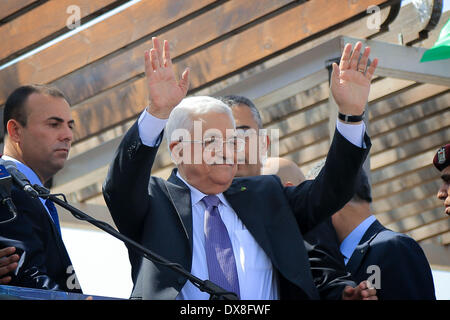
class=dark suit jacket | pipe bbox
[103,120,370,300]
[0,185,81,293]
[304,218,355,300]
[346,219,436,300]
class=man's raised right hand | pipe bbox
[145,37,190,119]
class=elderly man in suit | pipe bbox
[103,37,377,300]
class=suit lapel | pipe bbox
[224,179,318,299]
[31,197,73,266]
[165,169,193,249]
[346,220,385,275]
[33,197,58,237]
[223,181,274,259]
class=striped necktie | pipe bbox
[202,195,240,298]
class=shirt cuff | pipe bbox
[138,108,168,147]
[336,120,366,148]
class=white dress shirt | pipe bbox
[137,108,366,299]
[174,173,278,300]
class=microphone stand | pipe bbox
[33,184,238,300]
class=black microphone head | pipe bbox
[1,159,20,171]
[0,159,39,198]
[32,184,50,196]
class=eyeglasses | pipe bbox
[236,128,258,136]
[180,136,245,152]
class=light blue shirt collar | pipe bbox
[2,155,42,185]
[1,155,47,208]
[340,215,376,265]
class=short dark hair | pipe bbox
[217,95,263,129]
[3,84,67,134]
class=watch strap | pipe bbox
[338,112,364,123]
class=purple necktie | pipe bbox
[202,195,240,298]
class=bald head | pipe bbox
[262,157,305,186]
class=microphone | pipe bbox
[0,159,39,199]
[0,165,18,223]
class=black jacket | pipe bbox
[0,184,81,293]
[346,219,435,300]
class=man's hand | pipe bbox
[145,37,190,119]
[331,41,378,117]
[0,247,20,284]
[342,280,378,300]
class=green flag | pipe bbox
[420,18,450,62]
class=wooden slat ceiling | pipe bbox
[0,0,448,252]
[0,0,40,22]
[0,0,126,63]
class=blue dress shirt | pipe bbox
[340,215,376,265]
[1,155,59,228]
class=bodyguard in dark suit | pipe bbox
[346,220,435,300]
[103,37,378,299]
[0,85,81,293]
[330,169,436,300]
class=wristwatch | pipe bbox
[338,111,364,123]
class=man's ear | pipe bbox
[6,119,22,143]
[169,141,184,165]
[260,134,270,153]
